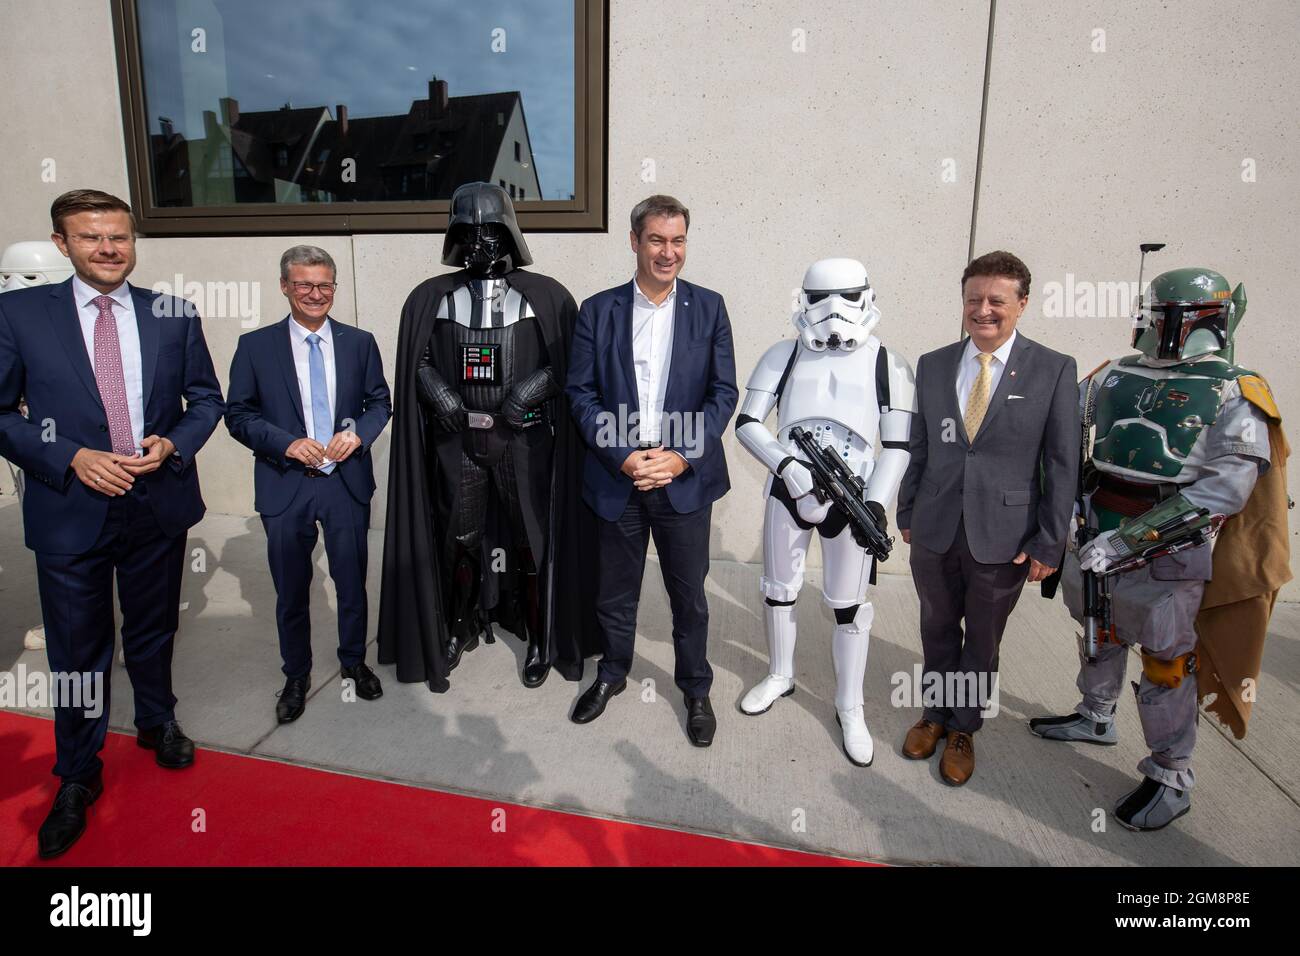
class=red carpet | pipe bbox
[0,712,868,867]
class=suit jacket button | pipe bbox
[99,424,108,432]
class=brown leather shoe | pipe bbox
[939,731,975,786]
[901,719,946,760]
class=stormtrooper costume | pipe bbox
[0,240,73,653]
[734,259,915,766]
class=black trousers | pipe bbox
[35,486,186,784]
[910,518,1029,734]
[594,487,713,698]
[261,474,370,680]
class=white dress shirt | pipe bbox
[630,278,676,445]
[956,329,1017,416]
[287,315,337,444]
[73,276,144,456]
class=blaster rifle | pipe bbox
[790,428,893,561]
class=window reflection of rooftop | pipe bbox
[150,77,543,206]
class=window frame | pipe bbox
[110,0,608,236]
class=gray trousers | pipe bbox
[1061,547,1206,790]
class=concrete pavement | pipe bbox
[2,498,1296,866]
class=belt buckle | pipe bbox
[305,466,324,478]
[467,411,495,430]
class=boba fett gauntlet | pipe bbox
[1078,493,1212,574]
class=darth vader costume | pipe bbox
[377,182,598,691]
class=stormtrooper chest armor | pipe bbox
[777,340,883,477]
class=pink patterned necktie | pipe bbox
[91,295,135,456]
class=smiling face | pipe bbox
[630,213,687,295]
[50,209,137,293]
[962,274,1026,351]
[281,262,336,328]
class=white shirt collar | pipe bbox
[288,314,333,344]
[633,277,676,309]
[73,275,132,312]
[964,328,1017,366]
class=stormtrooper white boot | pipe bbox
[741,602,797,715]
[832,603,874,767]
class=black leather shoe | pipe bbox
[276,675,311,723]
[570,679,626,724]
[522,639,549,688]
[685,695,716,747]
[136,720,196,769]
[38,773,103,859]
[341,662,383,700]
[445,631,480,672]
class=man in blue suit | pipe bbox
[226,245,391,725]
[0,189,224,858]
[566,195,738,746]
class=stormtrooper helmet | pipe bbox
[792,258,881,351]
[0,240,73,292]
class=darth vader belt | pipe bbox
[465,408,547,430]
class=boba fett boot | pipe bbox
[1029,712,1119,745]
[1114,776,1191,831]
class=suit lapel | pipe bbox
[971,333,1030,443]
[47,280,104,412]
[274,317,307,429]
[328,317,349,425]
[945,339,970,446]
[613,281,637,397]
[662,280,692,411]
[132,285,160,416]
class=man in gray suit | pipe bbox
[896,251,1079,786]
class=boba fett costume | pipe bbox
[1030,267,1281,831]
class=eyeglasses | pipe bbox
[66,233,136,247]
[289,281,338,295]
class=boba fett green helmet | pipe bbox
[1133,267,1247,361]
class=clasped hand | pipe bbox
[286,432,361,468]
[622,446,687,491]
[71,435,175,495]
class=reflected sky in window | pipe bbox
[139,0,575,199]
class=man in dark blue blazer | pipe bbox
[226,245,391,726]
[566,195,738,745]
[0,190,224,858]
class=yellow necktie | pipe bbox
[964,352,994,440]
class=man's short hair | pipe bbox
[50,189,136,235]
[280,244,337,281]
[630,194,690,238]
[962,250,1031,299]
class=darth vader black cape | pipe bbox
[377,268,600,691]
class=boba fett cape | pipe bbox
[1194,372,1291,739]
[376,268,600,691]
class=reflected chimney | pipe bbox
[428,76,449,116]
[336,104,348,136]
[219,96,239,126]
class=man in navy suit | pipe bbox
[566,195,738,746]
[0,189,224,858]
[225,246,391,725]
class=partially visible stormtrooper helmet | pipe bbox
[0,240,73,292]
[793,258,881,351]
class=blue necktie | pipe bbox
[306,333,335,474]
